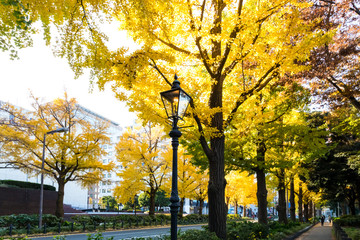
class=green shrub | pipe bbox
[0,214,60,228]
[227,214,242,221]
[227,221,270,240]
[334,215,360,227]
[343,227,360,240]
[177,229,219,240]
[71,215,91,224]
[178,214,208,224]
[53,236,67,240]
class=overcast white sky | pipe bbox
[0,29,137,128]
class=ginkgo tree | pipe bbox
[114,121,171,216]
[0,0,333,237]
[177,148,198,217]
[0,94,113,218]
[190,169,208,215]
[225,171,257,216]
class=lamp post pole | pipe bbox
[38,127,68,229]
[160,75,191,240]
[38,133,47,228]
[169,117,181,240]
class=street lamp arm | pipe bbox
[47,127,69,135]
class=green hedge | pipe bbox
[0,180,56,191]
[226,220,310,240]
[0,214,61,228]
[334,215,360,227]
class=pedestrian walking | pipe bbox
[328,215,332,223]
[321,215,325,226]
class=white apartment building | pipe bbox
[80,105,123,209]
[0,101,124,210]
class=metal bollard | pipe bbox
[113,221,116,229]
[27,223,31,234]
[58,222,61,233]
[43,223,47,234]
[121,220,124,228]
[71,222,74,232]
[82,222,86,232]
[9,224,13,236]
[104,221,106,230]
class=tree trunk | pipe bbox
[235,202,238,216]
[277,169,288,224]
[226,196,230,211]
[309,201,313,220]
[304,202,309,222]
[290,178,296,222]
[207,135,227,239]
[199,199,204,216]
[149,189,156,216]
[298,183,303,222]
[255,140,268,225]
[243,205,247,217]
[340,202,347,215]
[348,197,356,215]
[55,178,65,218]
[179,197,185,217]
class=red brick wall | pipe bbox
[0,187,57,215]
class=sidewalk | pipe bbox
[295,222,335,240]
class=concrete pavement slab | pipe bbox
[295,222,335,240]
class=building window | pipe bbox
[108,173,111,178]
[107,189,111,193]
[103,159,106,163]
[102,189,105,193]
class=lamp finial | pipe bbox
[172,74,180,89]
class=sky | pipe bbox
[0,30,137,128]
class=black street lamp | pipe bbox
[39,127,68,228]
[160,74,191,240]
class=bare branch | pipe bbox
[224,63,280,129]
[189,101,213,160]
[327,75,360,111]
[152,33,200,58]
[149,59,172,87]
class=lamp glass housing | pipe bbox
[161,88,191,120]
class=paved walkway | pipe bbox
[295,222,335,240]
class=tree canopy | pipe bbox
[0,0,347,237]
[114,121,171,216]
[0,94,113,217]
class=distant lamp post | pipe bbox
[39,127,68,228]
[160,74,191,240]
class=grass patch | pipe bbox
[343,227,360,240]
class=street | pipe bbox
[30,224,204,240]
